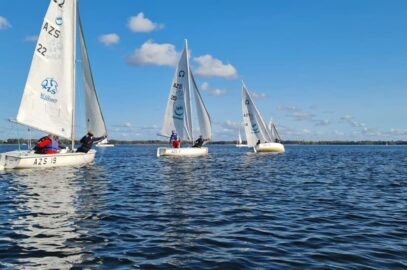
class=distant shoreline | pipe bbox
[1,139,406,145]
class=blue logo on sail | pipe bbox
[40,78,58,103]
[42,78,58,94]
[252,123,259,134]
[173,106,184,120]
[55,16,63,26]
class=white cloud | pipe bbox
[199,82,227,96]
[209,88,226,96]
[200,82,209,91]
[128,12,164,33]
[251,91,267,100]
[279,106,315,121]
[98,33,120,46]
[0,16,11,30]
[193,55,238,78]
[24,35,38,42]
[127,40,179,66]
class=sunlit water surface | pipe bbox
[0,145,406,269]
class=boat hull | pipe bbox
[0,149,96,170]
[96,144,115,148]
[157,147,208,157]
[236,144,249,147]
[254,143,285,153]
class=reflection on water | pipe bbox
[9,169,82,269]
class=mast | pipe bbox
[71,0,77,150]
[184,39,193,142]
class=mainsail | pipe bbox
[16,0,76,139]
[159,40,192,141]
[242,83,273,147]
[78,8,107,138]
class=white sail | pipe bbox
[190,70,212,140]
[238,130,242,144]
[159,41,192,141]
[269,119,281,142]
[78,9,107,138]
[16,0,76,139]
[242,83,273,147]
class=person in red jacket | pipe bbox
[34,134,59,154]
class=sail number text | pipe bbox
[43,22,60,39]
[33,157,57,166]
[37,43,47,56]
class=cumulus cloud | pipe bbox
[193,55,237,78]
[251,91,267,100]
[127,40,179,66]
[128,12,164,33]
[0,16,11,30]
[24,35,38,42]
[199,81,227,96]
[279,106,315,121]
[200,82,209,91]
[98,33,120,46]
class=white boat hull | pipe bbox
[254,142,285,153]
[236,144,249,147]
[96,144,114,148]
[157,147,208,157]
[0,149,96,170]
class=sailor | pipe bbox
[34,134,59,154]
[192,135,205,148]
[256,139,261,146]
[169,130,180,148]
[77,131,106,153]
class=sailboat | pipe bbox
[242,82,285,153]
[157,40,212,157]
[235,129,248,147]
[0,0,107,170]
[96,138,114,148]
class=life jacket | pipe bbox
[42,139,58,154]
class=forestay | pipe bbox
[16,0,76,139]
[242,83,273,147]
[78,9,107,138]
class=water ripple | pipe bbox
[0,145,406,269]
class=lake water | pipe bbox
[0,145,406,269]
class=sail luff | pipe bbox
[77,5,107,138]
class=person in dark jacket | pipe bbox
[77,131,105,153]
[34,134,59,154]
[192,135,206,148]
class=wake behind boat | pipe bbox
[157,40,212,157]
[242,82,285,153]
[0,0,108,170]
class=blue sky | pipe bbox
[0,0,406,141]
